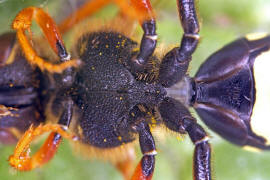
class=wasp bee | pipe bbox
[2,2,267,178]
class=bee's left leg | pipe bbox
[8,99,77,171]
[159,97,211,180]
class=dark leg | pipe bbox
[158,0,200,87]
[131,0,157,72]
[159,97,211,180]
[114,0,157,72]
[128,0,157,72]
[129,106,156,180]
[132,19,157,72]
[183,116,211,180]
[50,97,74,148]
[9,98,76,171]
[131,122,156,180]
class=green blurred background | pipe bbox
[1,0,270,179]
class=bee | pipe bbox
[1,0,270,180]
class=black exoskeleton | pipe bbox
[74,32,165,148]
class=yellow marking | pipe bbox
[120,143,126,149]
[121,39,126,47]
[251,50,270,145]
[105,44,109,48]
[243,145,262,152]
[119,97,123,100]
[132,47,139,52]
[91,66,95,71]
[151,116,156,124]
[104,138,107,142]
[149,125,153,132]
[131,112,135,117]
[118,136,122,141]
[246,32,268,41]
[99,52,102,56]
[9,83,14,87]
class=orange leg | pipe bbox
[58,0,111,34]
[132,158,148,180]
[58,0,155,33]
[114,0,155,23]
[116,160,133,180]
[8,124,78,171]
[12,7,80,73]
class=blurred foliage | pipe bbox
[1,0,270,180]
